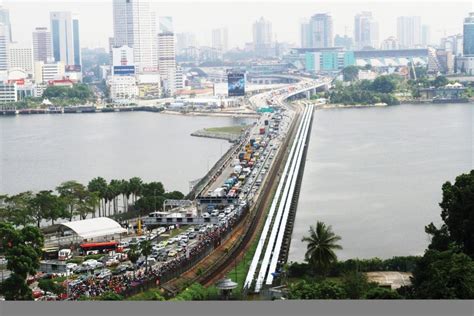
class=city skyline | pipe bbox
[2,1,472,50]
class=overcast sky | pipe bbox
[3,0,473,49]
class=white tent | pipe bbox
[59,217,126,239]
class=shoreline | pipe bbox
[161,110,260,118]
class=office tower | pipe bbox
[0,23,9,71]
[300,19,311,48]
[463,12,474,56]
[50,11,81,66]
[309,13,333,48]
[441,34,463,56]
[158,16,176,93]
[176,32,197,53]
[0,6,12,42]
[32,27,53,63]
[112,0,156,71]
[8,43,33,74]
[212,27,228,52]
[422,25,431,47]
[253,17,273,56]
[33,61,65,83]
[354,12,379,50]
[397,16,421,48]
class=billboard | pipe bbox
[227,72,245,97]
[113,65,136,76]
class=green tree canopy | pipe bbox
[301,221,342,275]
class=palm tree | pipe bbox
[140,239,153,273]
[128,177,143,204]
[87,177,108,217]
[128,244,140,278]
[301,221,342,275]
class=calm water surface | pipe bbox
[0,112,253,195]
[289,103,473,261]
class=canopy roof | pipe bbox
[59,217,126,239]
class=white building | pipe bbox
[253,17,273,56]
[212,27,228,52]
[354,12,379,50]
[8,43,34,74]
[112,45,135,76]
[0,6,12,43]
[309,13,333,48]
[112,0,157,72]
[0,82,17,103]
[32,27,53,63]
[397,16,421,49]
[34,61,65,83]
[109,75,138,102]
[158,16,176,95]
[50,12,81,67]
[0,23,9,71]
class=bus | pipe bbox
[79,241,119,255]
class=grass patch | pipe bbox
[204,125,250,135]
[127,288,165,301]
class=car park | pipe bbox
[97,269,112,279]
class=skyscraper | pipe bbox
[50,11,81,66]
[112,0,157,71]
[0,6,12,43]
[212,27,228,52]
[397,16,421,48]
[354,12,379,50]
[8,43,34,74]
[309,13,333,48]
[300,19,311,48]
[158,16,176,94]
[421,25,431,47]
[463,12,474,56]
[176,32,197,54]
[253,17,273,57]
[32,27,53,63]
[0,23,9,71]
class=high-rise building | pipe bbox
[176,32,197,54]
[441,34,463,56]
[157,16,176,94]
[463,12,474,56]
[50,12,81,66]
[422,25,431,47]
[112,0,157,71]
[354,12,379,50]
[8,43,33,74]
[34,61,65,83]
[0,23,9,71]
[309,13,333,48]
[0,6,12,43]
[397,16,421,48]
[300,19,311,48]
[32,27,53,63]
[253,17,273,56]
[212,27,228,52]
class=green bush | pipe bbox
[98,291,124,301]
[365,287,402,299]
[38,279,65,295]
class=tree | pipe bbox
[30,190,67,227]
[1,192,35,227]
[56,181,87,220]
[301,221,342,275]
[287,280,346,299]
[437,170,474,257]
[409,249,474,299]
[109,179,122,215]
[98,291,124,300]
[128,243,140,278]
[371,76,397,93]
[365,287,402,299]
[87,177,108,217]
[128,177,144,204]
[75,191,99,220]
[432,75,449,88]
[0,223,44,300]
[342,66,359,82]
[140,239,153,273]
[342,271,375,299]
